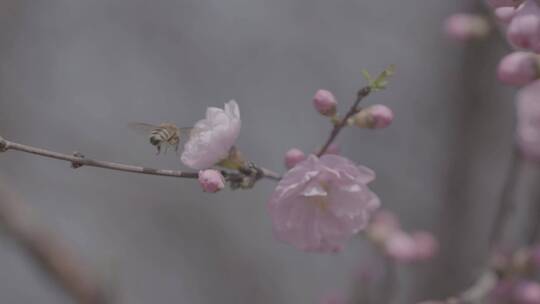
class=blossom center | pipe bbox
[308,195,329,211]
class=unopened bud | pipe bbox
[498,52,540,86]
[198,169,225,193]
[352,105,394,129]
[411,231,438,260]
[444,14,491,42]
[284,148,306,169]
[313,89,337,117]
[384,231,418,263]
[495,7,517,24]
[507,0,540,52]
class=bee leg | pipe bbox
[163,145,168,155]
[175,143,180,155]
[156,145,161,155]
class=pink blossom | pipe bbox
[488,0,524,8]
[198,169,225,193]
[507,0,540,52]
[313,89,338,117]
[181,100,241,169]
[384,231,418,262]
[411,231,438,260]
[284,148,306,169]
[352,104,394,129]
[268,154,380,252]
[444,14,490,42]
[514,281,540,304]
[516,81,540,160]
[495,7,518,24]
[498,52,539,86]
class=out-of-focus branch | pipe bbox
[419,270,498,304]
[316,86,371,156]
[488,149,522,249]
[0,136,280,181]
[0,182,110,304]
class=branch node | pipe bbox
[71,152,85,169]
[0,136,8,152]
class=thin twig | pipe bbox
[488,149,522,250]
[0,181,110,304]
[0,136,280,181]
[316,86,371,156]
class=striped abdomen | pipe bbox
[149,126,177,146]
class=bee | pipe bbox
[128,122,194,155]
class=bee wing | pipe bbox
[128,122,159,136]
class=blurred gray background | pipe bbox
[0,0,524,303]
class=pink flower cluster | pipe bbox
[446,1,540,160]
[366,211,438,263]
[268,154,380,252]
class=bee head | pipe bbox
[149,136,160,146]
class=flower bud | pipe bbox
[313,89,337,117]
[284,148,306,169]
[384,231,417,263]
[411,231,438,260]
[352,105,394,129]
[495,7,518,24]
[444,14,490,42]
[325,143,341,155]
[488,0,524,8]
[498,52,540,86]
[507,0,540,52]
[198,169,225,193]
[367,211,400,245]
[514,281,540,304]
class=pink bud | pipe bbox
[444,13,491,42]
[198,169,225,193]
[514,282,540,304]
[488,0,524,8]
[495,7,518,24]
[313,89,338,116]
[284,148,306,169]
[353,105,394,129]
[384,231,418,263]
[325,143,341,155]
[411,231,438,260]
[367,211,400,244]
[507,0,540,52]
[498,52,539,86]
[516,81,540,160]
[372,211,400,229]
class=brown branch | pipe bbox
[0,136,280,181]
[316,86,371,156]
[0,181,110,304]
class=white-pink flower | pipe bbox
[517,81,540,160]
[267,154,380,253]
[181,100,241,170]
